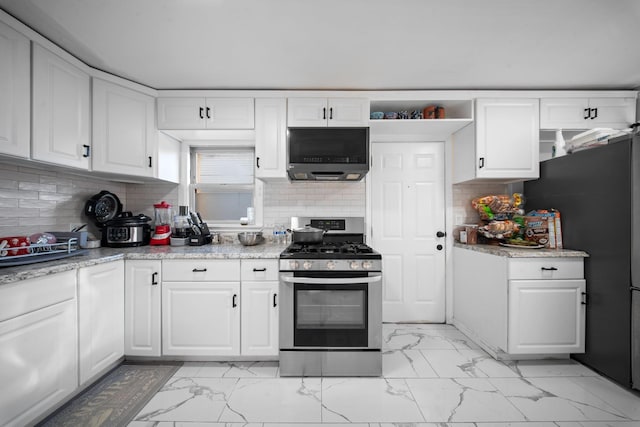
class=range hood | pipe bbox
[287,127,370,182]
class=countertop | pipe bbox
[453,242,589,258]
[0,243,287,285]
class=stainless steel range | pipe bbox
[279,217,382,376]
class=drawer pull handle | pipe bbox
[273,293,278,307]
[541,267,558,271]
[581,291,588,305]
[232,294,238,308]
[151,272,158,285]
[192,268,207,272]
[253,268,267,272]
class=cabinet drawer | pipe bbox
[508,258,584,280]
[241,259,279,281]
[0,270,76,322]
[163,259,240,282]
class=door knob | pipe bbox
[436,231,446,238]
[436,244,443,250]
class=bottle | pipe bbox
[553,129,567,158]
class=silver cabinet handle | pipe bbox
[280,275,381,285]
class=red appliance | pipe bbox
[150,201,172,245]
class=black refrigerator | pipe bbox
[524,134,639,390]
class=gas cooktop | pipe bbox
[280,242,380,259]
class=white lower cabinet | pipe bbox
[453,247,586,358]
[0,271,77,427]
[508,279,585,354]
[162,259,241,356]
[160,258,279,357]
[78,260,125,385]
[162,281,240,356]
[125,260,161,356]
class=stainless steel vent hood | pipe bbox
[287,127,369,181]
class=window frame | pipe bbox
[178,139,263,231]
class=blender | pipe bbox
[150,201,172,245]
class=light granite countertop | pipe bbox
[453,242,589,258]
[0,243,287,285]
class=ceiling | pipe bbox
[1,0,640,91]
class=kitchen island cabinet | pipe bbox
[452,244,588,359]
[78,260,125,385]
[452,98,539,183]
[0,270,78,427]
[32,44,91,170]
[0,20,30,159]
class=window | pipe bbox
[190,147,257,225]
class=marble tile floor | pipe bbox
[129,323,640,427]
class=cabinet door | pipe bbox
[255,98,287,180]
[241,281,279,356]
[0,21,30,158]
[327,98,370,127]
[156,132,180,183]
[205,98,254,129]
[508,279,585,354]
[476,98,539,180]
[125,260,161,357]
[540,98,589,130]
[589,98,636,128]
[162,281,240,356]
[78,261,125,384]
[157,97,206,129]
[92,79,156,177]
[0,299,77,427]
[287,98,328,127]
[32,44,90,169]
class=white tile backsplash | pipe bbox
[0,161,179,238]
[452,182,510,225]
[263,180,366,227]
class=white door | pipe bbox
[157,97,206,129]
[327,98,370,127]
[287,98,328,127]
[205,98,254,129]
[255,98,287,180]
[370,142,446,322]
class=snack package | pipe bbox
[478,219,520,240]
[524,210,560,248]
[471,193,525,220]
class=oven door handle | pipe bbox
[280,275,381,285]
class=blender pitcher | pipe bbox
[150,201,172,245]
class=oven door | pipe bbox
[279,271,382,350]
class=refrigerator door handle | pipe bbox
[632,286,640,291]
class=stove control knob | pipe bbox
[362,261,373,270]
[350,261,360,270]
[289,261,299,270]
[303,261,313,270]
[326,261,336,270]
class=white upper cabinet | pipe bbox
[32,44,91,169]
[540,97,636,130]
[255,98,287,180]
[157,97,254,129]
[288,97,369,127]
[92,79,156,177]
[453,98,539,183]
[0,21,30,159]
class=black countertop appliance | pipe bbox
[524,134,640,391]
